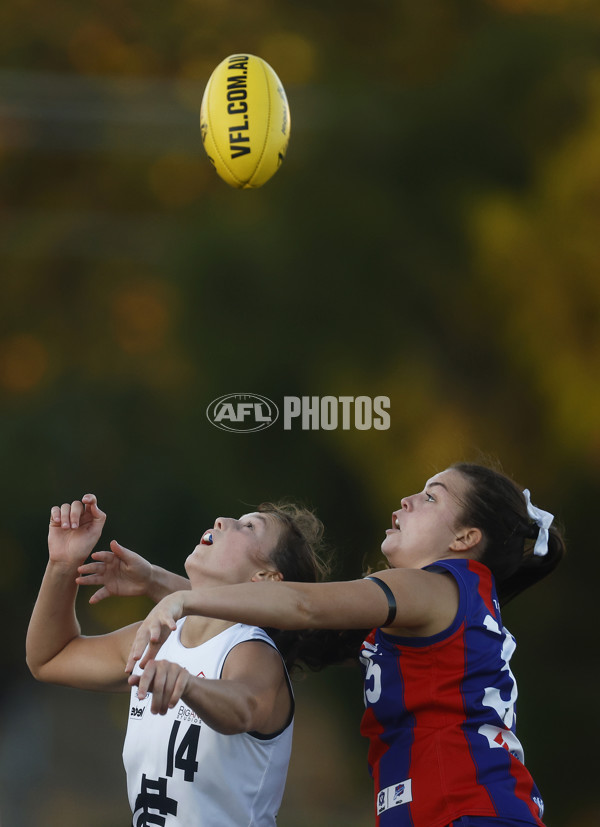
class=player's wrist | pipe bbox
[145,563,157,595]
[147,564,169,602]
[47,557,83,576]
[178,589,193,617]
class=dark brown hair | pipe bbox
[258,501,330,584]
[451,462,566,605]
[257,501,364,671]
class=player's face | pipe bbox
[185,511,282,585]
[381,468,472,568]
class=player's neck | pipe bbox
[178,615,236,649]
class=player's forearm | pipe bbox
[181,677,261,735]
[26,561,82,679]
[146,565,191,604]
[180,580,374,631]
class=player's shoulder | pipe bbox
[222,636,285,680]
[368,564,460,594]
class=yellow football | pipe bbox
[200,53,291,189]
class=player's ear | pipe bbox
[251,569,283,583]
[450,527,482,553]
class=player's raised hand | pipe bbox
[125,591,187,674]
[76,540,152,604]
[128,659,191,715]
[48,494,106,567]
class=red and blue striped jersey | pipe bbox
[359,559,545,827]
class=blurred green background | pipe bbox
[1,0,599,824]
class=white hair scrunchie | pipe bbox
[523,489,554,557]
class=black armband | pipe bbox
[365,576,397,627]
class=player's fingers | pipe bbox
[169,668,189,712]
[77,561,105,577]
[81,493,98,511]
[88,586,111,605]
[126,612,173,673]
[155,666,176,715]
[126,624,154,673]
[110,540,129,557]
[136,660,157,701]
[49,506,62,526]
[90,550,116,564]
[82,493,106,521]
[60,503,72,528]
[161,664,186,714]
[148,665,170,714]
[149,618,162,643]
[139,638,163,671]
[110,541,139,566]
[125,636,145,674]
[69,500,85,529]
[156,663,187,715]
[74,570,103,585]
[142,616,175,668]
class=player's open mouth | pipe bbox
[201,531,213,545]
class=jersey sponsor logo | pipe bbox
[176,705,202,725]
[376,778,412,814]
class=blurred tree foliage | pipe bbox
[1,1,600,824]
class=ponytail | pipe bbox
[492,524,565,605]
[451,463,566,606]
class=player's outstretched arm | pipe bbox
[26,495,137,692]
[125,571,461,671]
[125,579,391,672]
[76,540,191,605]
[129,640,291,736]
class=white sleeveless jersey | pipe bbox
[123,620,294,827]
